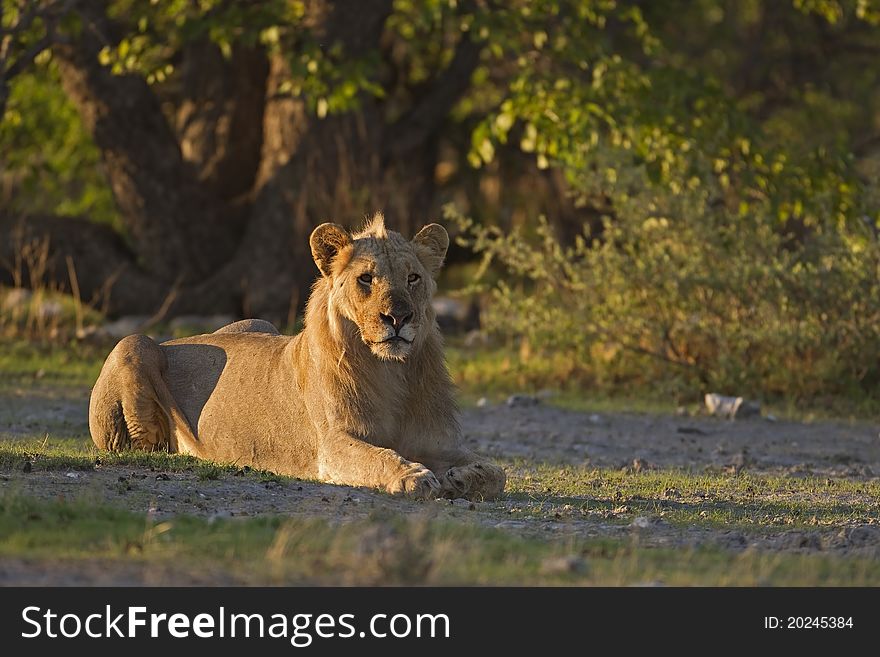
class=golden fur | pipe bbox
[88,215,505,499]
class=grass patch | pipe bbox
[3,337,880,585]
[2,494,880,586]
[0,435,289,483]
[196,463,224,481]
[2,437,877,533]
[0,338,107,389]
[505,462,880,530]
[446,342,880,421]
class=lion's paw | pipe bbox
[441,462,506,501]
[388,463,441,499]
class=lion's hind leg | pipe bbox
[89,334,176,453]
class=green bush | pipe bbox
[450,144,880,404]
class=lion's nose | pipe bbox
[380,311,413,331]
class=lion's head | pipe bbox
[309,214,449,361]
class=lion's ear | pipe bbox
[310,223,352,277]
[412,223,449,277]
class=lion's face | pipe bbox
[310,215,449,362]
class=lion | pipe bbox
[88,214,505,500]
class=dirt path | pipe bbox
[2,387,879,584]
[463,403,880,479]
[3,386,879,476]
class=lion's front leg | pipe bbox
[317,431,441,499]
[440,461,506,501]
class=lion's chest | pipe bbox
[332,377,410,449]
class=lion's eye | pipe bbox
[358,273,373,285]
[408,273,420,284]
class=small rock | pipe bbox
[64,472,80,479]
[765,414,778,423]
[432,296,477,332]
[506,394,540,408]
[155,473,170,481]
[631,516,651,528]
[588,413,603,425]
[75,325,105,342]
[102,315,151,339]
[22,462,33,473]
[704,393,761,420]
[1,287,32,311]
[476,397,490,408]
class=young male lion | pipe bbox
[88,215,505,500]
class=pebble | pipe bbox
[506,394,540,408]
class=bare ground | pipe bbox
[1,386,879,584]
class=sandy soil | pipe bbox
[464,403,880,479]
[1,387,879,585]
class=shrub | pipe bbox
[449,145,880,404]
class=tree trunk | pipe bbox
[53,3,238,281]
[1,0,479,323]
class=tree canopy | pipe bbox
[2,1,880,399]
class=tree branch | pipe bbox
[0,0,74,117]
[385,33,482,158]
